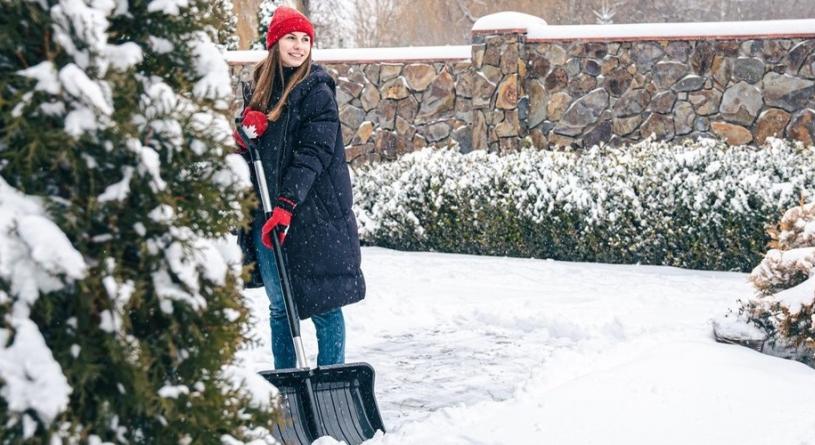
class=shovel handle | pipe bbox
[236,121,309,368]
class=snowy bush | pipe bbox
[0,0,277,442]
[737,202,815,364]
[353,137,815,271]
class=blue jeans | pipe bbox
[253,216,345,369]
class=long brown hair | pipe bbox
[249,42,312,122]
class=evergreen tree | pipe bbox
[252,0,283,50]
[739,201,815,364]
[0,0,279,442]
[208,0,241,51]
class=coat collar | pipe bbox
[287,63,336,106]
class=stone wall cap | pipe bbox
[225,46,471,65]
[527,19,815,42]
[472,11,548,34]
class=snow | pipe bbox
[224,46,472,65]
[0,181,77,428]
[147,0,188,16]
[0,318,71,430]
[58,63,113,137]
[472,11,548,32]
[221,362,279,411]
[17,61,60,95]
[0,178,87,306]
[241,247,815,444]
[97,166,134,202]
[148,35,175,54]
[712,315,768,342]
[527,19,815,41]
[158,384,190,398]
[772,275,815,314]
[191,33,232,100]
[104,42,143,71]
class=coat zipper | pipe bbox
[276,108,290,192]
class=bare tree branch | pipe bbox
[454,0,478,24]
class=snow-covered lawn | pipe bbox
[242,247,815,445]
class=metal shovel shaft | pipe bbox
[238,125,323,436]
[237,122,385,444]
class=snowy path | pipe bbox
[243,247,815,444]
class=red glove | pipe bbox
[233,108,268,153]
[232,128,247,152]
[261,196,297,248]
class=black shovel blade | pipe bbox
[260,362,385,445]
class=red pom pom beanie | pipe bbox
[266,6,315,50]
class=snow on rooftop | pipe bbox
[225,46,472,65]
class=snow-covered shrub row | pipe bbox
[353,138,815,271]
[738,202,815,364]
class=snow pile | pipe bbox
[472,11,548,32]
[242,247,815,444]
[526,18,815,41]
[353,137,815,272]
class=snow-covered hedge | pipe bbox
[353,138,815,271]
[737,202,815,363]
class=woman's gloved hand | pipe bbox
[233,108,268,152]
[261,196,297,248]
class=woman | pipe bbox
[234,6,365,369]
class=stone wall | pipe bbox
[524,39,815,148]
[227,17,815,163]
[230,58,474,164]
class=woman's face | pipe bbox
[278,32,311,68]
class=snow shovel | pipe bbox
[236,124,385,444]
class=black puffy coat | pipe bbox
[239,64,365,320]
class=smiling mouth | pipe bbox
[289,53,304,58]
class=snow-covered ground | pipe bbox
[242,247,815,445]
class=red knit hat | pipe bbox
[266,6,315,50]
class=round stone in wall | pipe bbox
[554,88,609,136]
[613,115,642,137]
[544,66,569,93]
[381,76,411,100]
[496,74,518,110]
[688,90,722,116]
[720,81,763,125]
[649,91,677,114]
[754,108,791,144]
[786,108,815,145]
[361,84,381,112]
[380,64,403,83]
[763,72,815,112]
[603,67,633,97]
[547,91,572,121]
[671,75,705,92]
[674,101,695,135]
[641,112,675,140]
[732,57,765,84]
[613,88,649,117]
[403,64,437,92]
[711,121,753,144]
[653,61,689,89]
